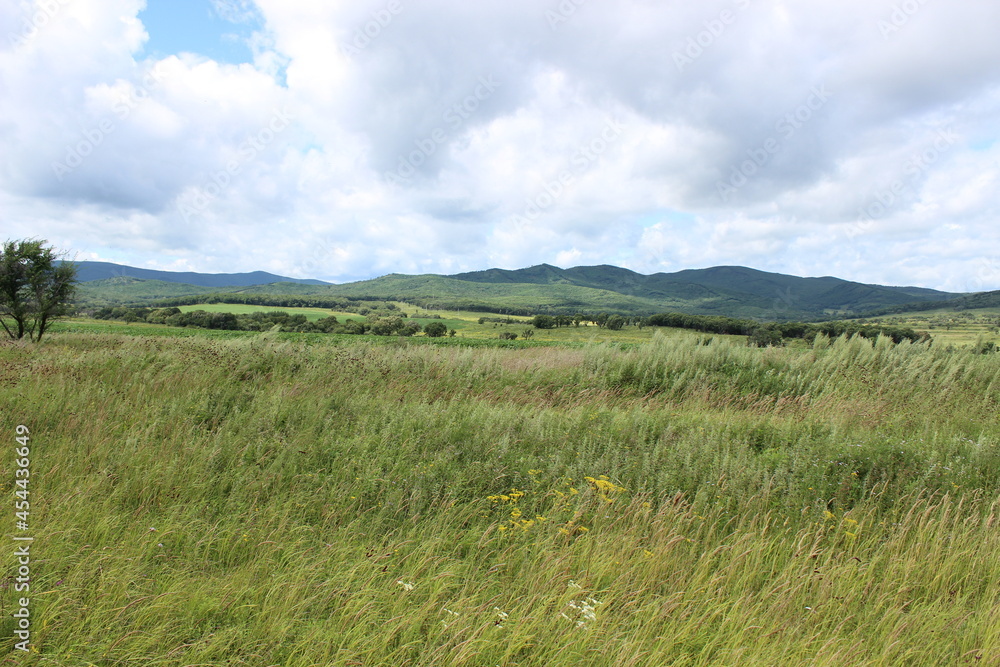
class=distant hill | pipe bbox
[69,261,329,287]
[71,261,965,320]
[447,264,959,317]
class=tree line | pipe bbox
[644,312,925,345]
[151,293,396,313]
[90,306,455,337]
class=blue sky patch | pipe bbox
[139,0,261,65]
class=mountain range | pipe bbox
[71,261,329,287]
[71,261,970,320]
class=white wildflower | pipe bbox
[564,596,602,628]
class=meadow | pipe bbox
[2,329,999,665]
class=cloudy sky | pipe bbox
[2,0,999,291]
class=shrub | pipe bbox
[424,321,448,337]
[533,314,556,329]
[605,315,626,330]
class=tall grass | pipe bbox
[1,331,998,665]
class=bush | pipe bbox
[399,322,421,337]
[605,315,626,330]
[747,326,783,347]
[424,321,448,337]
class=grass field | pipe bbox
[3,329,999,665]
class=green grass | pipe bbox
[2,330,999,664]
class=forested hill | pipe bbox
[443,264,958,317]
[72,261,962,319]
[68,261,329,287]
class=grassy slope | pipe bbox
[2,331,999,665]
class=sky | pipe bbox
[1,0,999,291]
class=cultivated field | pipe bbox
[2,330,999,665]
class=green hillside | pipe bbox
[70,260,328,286]
[453,264,958,316]
[73,262,965,320]
[76,277,224,308]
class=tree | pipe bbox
[369,316,403,336]
[532,314,556,329]
[747,325,783,348]
[423,321,448,337]
[0,240,77,342]
[398,321,421,337]
[605,314,626,330]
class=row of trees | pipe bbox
[150,293,392,313]
[91,306,456,337]
[531,313,646,329]
[643,312,925,346]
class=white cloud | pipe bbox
[1,0,999,291]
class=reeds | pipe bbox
[1,332,997,664]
